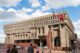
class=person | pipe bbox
[9,45,18,53]
[7,46,10,53]
[36,47,39,53]
[19,46,25,53]
[25,46,28,53]
[28,44,34,53]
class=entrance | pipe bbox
[39,36,47,47]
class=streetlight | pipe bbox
[74,41,77,53]
[38,36,44,53]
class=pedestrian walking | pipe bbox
[19,46,25,53]
[28,44,34,53]
[25,46,28,53]
[7,47,10,53]
[9,45,18,53]
[36,47,39,53]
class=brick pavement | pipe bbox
[0,48,7,53]
[0,48,69,53]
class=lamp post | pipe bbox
[74,41,77,53]
[39,36,43,53]
[40,39,43,53]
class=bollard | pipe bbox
[42,48,43,53]
[50,49,51,53]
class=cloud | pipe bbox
[0,28,6,43]
[0,8,29,22]
[73,19,80,38]
[0,34,6,40]
[0,8,50,22]
[42,0,80,11]
[0,11,16,19]
[0,0,21,7]
[10,9,50,22]
[21,7,33,13]
[0,7,4,11]
[31,9,49,17]
[29,0,41,7]
[0,37,5,43]
[0,39,5,43]
[7,8,17,12]
[0,7,50,43]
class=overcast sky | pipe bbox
[0,0,80,43]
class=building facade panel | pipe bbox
[4,13,76,51]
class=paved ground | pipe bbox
[0,48,67,53]
[0,47,80,53]
[0,48,7,53]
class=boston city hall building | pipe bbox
[4,12,77,51]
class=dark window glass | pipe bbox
[54,36,61,47]
[42,27,44,34]
[38,28,40,34]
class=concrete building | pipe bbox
[4,12,76,50]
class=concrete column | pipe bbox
[40,40,43,48]
[21,35,23,39]
[35,28,38,38]
[23,34,25,39]
[51,25,55,48]
[59,24,66,47]
[24,34,26,39]
[40,27,43,35]
[9,35,11,44]
[50,25,54,48]
[22,34,24,39]
[44,25,49,35]
[65,27,70,47]
[37,27,39,35]
[11,34,14,44]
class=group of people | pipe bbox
[7,44,39,53]
[7,45,18,53]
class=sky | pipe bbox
[0,0,80,43]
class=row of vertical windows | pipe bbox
[23,16,54,26]
[14,40,31,43]
[29,20,59,26]
[38,28,40,34]
[6,16,60,35]
[15,34,28,38]
[6,16,60,31]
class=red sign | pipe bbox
[53,13,65,22]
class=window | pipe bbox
[49,17,51,20]
[53,25,58,27]
[61,24,65,28]
[26,34,28,37]
[38,28,40,34]
[35,28,37,30]
[54,19,58,23]
[51,16,53,19]
[15,35,17,37]
[48,25,51,28]
[7,34,10,36]
[54,36,61,47]
[23,34,25,37]
[13,33,15,35]
[18,35,19,38]
[47,17,49,20]
[42,27,44,34]
[49,17,52,20]
[8,37,10,39]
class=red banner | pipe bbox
[53,13,65,22]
